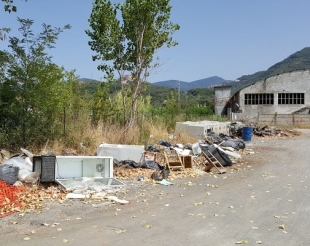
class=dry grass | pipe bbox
[52,114,223,155]
[26,114,228,156]
[35,120,179,156]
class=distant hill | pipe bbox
[152,76,230,91]
[78,47,310,103]
[234,47,310,92]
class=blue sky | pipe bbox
[1,0,310,83]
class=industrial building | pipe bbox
[214,70,310,125]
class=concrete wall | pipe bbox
[214,86,231,115]
[231,112,244,122]
[257,114,310,126]
[236,70,310,122]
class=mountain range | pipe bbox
[152,47,310,91]
[80,47,310,93]
[152,76,230,91]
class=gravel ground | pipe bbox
[1,129,310,246]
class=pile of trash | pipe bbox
[0,149,69,217]
[228,122,301,139]
[252,125,301,138]
[0,149,130,218]
[113,131,246,181]
[0,129,247,217]
[0,148,41,186]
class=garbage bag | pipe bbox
[219,133,234,141]
[207,132,222,144]
[221,140,245,150]
[141,160,164,170]
[0,164,19,184]
[119,160,140,168]
[113,159,121,167]
[192,143,202,155]
[18,169,31,181]
[201,145,233,167]
[3,156,32,172]
[151,171,162,181]
[24,172,40,184]
[234,140,246,150]
[157,140,172,147]
[161,169,170,179]
[146,144,160,152]
[150,169,170,180]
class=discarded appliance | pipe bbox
[58,177,125,191]
[54,156,125,190]
[97,143,144,163]
[33,156,56,182]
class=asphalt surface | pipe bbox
[1,129,310,246]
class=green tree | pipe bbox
[0,18,73,147]
[86,0,179,129]
[2,0,26,13]
[91,76,118,126]
[161,90,179,130]
[1,0,27,40]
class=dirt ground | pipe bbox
[1,129,310,246]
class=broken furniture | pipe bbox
[164,149,185,171]
[143,151,157,162]
[181,155,193,168]
[202,150,226,174]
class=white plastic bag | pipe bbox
[3,156,32,172]
[18,169,32,181]
[24,172,40,184]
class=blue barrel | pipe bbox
[242,127,253,141]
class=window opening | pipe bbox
[278,93,304,105]
[244,93,274,105]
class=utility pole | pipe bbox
[177,81,180,105]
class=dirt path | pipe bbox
[1,130,310,246]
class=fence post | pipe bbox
[257,112,260,124]
[275,112,277,126]
[63,107,66,137]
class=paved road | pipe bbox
[1,130,310,246]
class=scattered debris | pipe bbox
[106,195,129,204]
[229,123,301,139]
[278,224,285,229]
[157,179,174,186]
[0,123,302,218]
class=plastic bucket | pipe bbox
[242,127,253,141]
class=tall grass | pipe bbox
[38,112,227,156]
[2,103,228,155]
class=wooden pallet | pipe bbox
[164,149,185,171]
[202,150,226,174]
